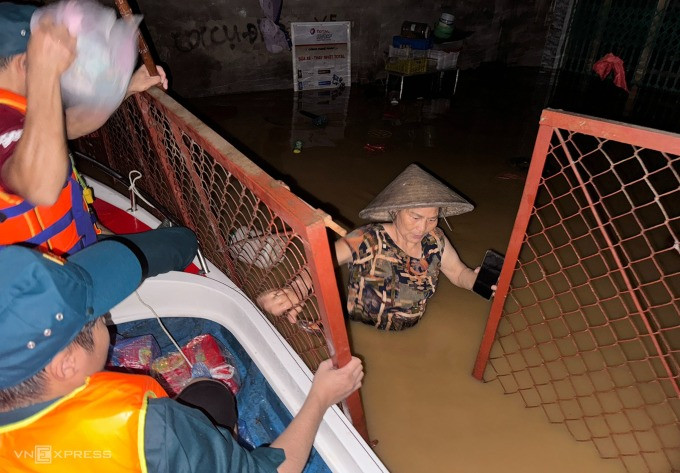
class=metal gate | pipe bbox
[560,0,680,92]
[74,88,369,439]
[551,0,680,132]
[474,109,679,472]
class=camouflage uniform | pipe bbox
[344,223,445,331]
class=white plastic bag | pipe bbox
[228,226,287,270]
[31,0,141,119]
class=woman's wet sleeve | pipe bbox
[343,225,371,261]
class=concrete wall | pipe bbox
[447,0,556,68]
[135,0,555,97]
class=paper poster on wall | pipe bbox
[291,22,351,91]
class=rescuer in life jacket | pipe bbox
[0,2,168,256]
[0,228,364,473]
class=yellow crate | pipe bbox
[385,57,428,74]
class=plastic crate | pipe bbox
[427,50,459,70]
[392,35,431,50]
[385,57,429,74]
[388,45,428,59]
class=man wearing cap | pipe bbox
[0,2,168,255]
[0,229,364,473]
[259,164,487,331]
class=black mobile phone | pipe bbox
[472,249,505,300]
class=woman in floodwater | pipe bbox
[258,164,485,331]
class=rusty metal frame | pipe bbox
[473,118,552,380]
[78,88,369,440]
[473,109,680,396]
[473,108,680,393]
[471,109,680,471]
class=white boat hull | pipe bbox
[92,177,389,473]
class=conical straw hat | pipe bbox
[359,164,473,221]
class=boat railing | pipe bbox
[73,88,368,440]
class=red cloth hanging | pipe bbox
[593,53,629,92]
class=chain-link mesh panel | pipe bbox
[73,89,368,437]
[641,1,680,92]
[561,0,680,93]
[474,110,680,473]
[561,1,649,77]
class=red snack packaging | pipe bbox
[151,334,239,396]
[107,334,161,373]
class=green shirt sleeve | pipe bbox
[144,397,285,473]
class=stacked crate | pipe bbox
[386,46,430,74]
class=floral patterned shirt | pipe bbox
[343,223,446,331]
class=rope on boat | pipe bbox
[133,291,193,368]
[128,170,156,212]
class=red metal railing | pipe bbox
[473,109,679,472]
[74,88,368,439]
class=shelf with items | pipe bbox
[386,45,430,74]
[384,19,467,100]
[427,49,459,71]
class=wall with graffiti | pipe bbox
[136,0,555,97]
[136,0,436,96]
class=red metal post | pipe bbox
[303,220,369,441]
[472,114,554,380]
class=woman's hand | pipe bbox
[256,287,303,323]
[473,266,498,297]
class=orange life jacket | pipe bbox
[0,371,168,473]
[0,89,98,255]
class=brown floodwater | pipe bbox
[186,68,625,472]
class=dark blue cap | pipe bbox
[0,3,37,57]
[0,227,197,388]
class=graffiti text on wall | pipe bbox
[313,14,338,22]
[171,21,265,52]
